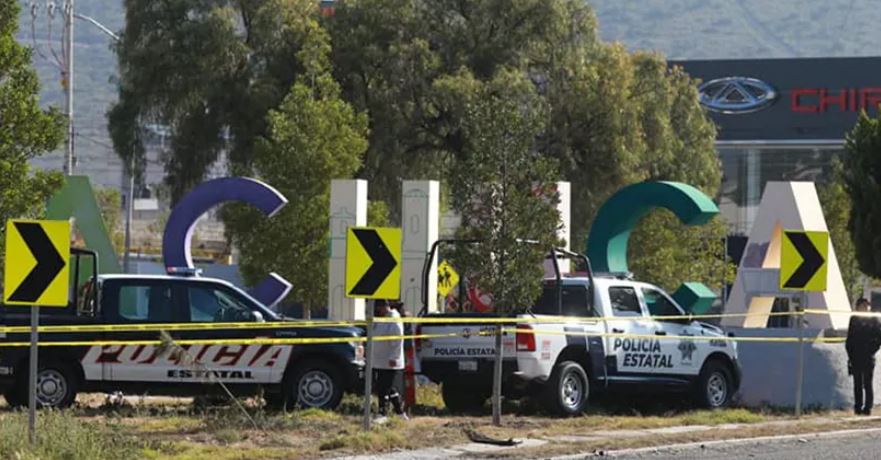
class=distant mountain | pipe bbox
[590,0,881,60]
[16,0,881,189]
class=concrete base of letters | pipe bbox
[731,327,875,410]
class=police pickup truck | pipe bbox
[417,249,740,416]
[0,250,363,410]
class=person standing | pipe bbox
[846,298,881,415]
[372,299,407,420]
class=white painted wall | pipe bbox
[327,179,367,321]
[400,181,440,316]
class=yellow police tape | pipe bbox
[0,326,847,347]
[0,310,815,334]
[0,332,464,348]
[0,308,864,336]
[500,328,846,344]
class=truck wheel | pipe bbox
[696,360,732,409]
[9,361,78,409]
[545,361,589,416]
[285,359,344,410]
[441,380,487,414]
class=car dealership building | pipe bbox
[673,57,878,237]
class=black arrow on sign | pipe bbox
[783,231,825,289]
[8,222,66,303]
[349,229,397,296]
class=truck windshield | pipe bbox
[531,285,592,317]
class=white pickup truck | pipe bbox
[417,261,740,416]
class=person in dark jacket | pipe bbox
[846,298,881,415]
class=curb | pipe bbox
[549,426,881,459]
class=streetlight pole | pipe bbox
[64,0,74,175]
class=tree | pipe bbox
[95,188,125,254]
[842,111,881,279]
[443,69,560,426]
[327,1,723,291]
[328,0,595,217]
[446,70,560,312]
[817,172,863,303]
[0,0,65,273]
[223,47,368,318]
[109,0,332,203]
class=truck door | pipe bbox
[97,278,185,382]
[173,282,288,385]
[639,287,700,376]
[605,285,655,378]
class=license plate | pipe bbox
[458,360,478,372]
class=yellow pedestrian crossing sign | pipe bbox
[4,220,71,307]
[779,230,828,292]
[345,227,401,299]
[437,261,459,297]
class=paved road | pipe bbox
[614,429,881,460]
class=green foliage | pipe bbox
[224,68,368,314]
[368,200,391,227]
[328,0,721,290]
[817,172,863,303]
[628,213,733,293]
[95,187,125,253]
[841,112,881,278]
[0,0,65,273]
[109,0,332,202]
[446,70,561,312]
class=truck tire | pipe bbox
[9,361,78,409]
[695,360,733,409]
[285,359,344,410]
[544,361,589,416]
[441,380,487,414]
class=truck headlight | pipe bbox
[353,342,365,361]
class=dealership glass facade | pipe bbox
[717,144,842,235]
[672,57,881,240]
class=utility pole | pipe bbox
[64,0,75,175]
[30,1,120,176]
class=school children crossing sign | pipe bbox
[437,261,459,297]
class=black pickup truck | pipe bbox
[0,251,364,410]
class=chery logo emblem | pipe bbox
[698,77,777,114]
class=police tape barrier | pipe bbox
[0,310,808,335]
[501,328,846,344]
[0,319,368,335]
[804,308,881,317]
[0,331,475,348]
[0,326,847,348]
[0,308,863,335]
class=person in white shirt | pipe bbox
[372,299,406,418]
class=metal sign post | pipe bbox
[3,219,72,445]
[491,324,503,426]
[28,306,39,444]
[794,294,806,418]
[362,304,375,430]
[779,229,827,418]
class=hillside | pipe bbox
[15,0,881,189]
